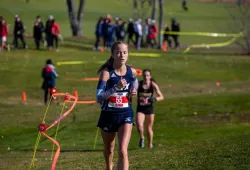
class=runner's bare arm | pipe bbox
[131,68,138,90]
[150,82,164,102]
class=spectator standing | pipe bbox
[41,59,58,105]
[94,16,103,51]
[127,18,134,45]
[134,19,142,50]
[171,18,180,48]
[1,19,10,51]
[148,19,157,48]
[0,16,2,52]
[51,19,60,52]
[13,15,27,50]
[33,16,44,50]
[45,15,53,50]
[163,24,172,48]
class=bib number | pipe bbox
[116,96,123,104]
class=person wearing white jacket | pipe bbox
[134,19,142,50]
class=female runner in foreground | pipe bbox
[96,41,138,170]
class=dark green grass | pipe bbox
[1,47,250,169]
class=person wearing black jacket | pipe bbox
[33,16,44,50]
[163,24,172,48]
[182,0,188,11]
[94,16,103,50]
[127,18,134,45]
[171,18,180,48]
[116,20,126,41]
[13,15,27,49]
[41,59,58,105]
[45,15,53,50]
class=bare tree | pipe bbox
[133,0,139,18]
[66,0,85,36]
[76,0,85,36]
[121,0,152,20]
[224,1,250,55]
[158,0,164,49]
[139,0,145,19]
[139,0,152,21]
[148,0,152,6]
[151,0,157,20]
[140,0,146,6]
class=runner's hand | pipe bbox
[130,88,137,97]
[116,77,127,89]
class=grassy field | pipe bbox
[1,0,250,170]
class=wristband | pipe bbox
[148,97,157,103]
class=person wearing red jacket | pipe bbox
[1,19,10,51]
[148,20,158,48]
[51,19,60,52]
[0,16,2,52]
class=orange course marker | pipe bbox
[30,92,78,170]
[129,66,142,76]
[65,100,96,104]
[136,69,143,76]
[83,77,99,81]
[100,47,104,52]
[162,41,168,52]
[73,90,78,98]
[65,77,99,81]
[41,132,61,170]
[22,91,27,101]
[216,82,220,86]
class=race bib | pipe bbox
[139,97,150,106]
[108,92,129,108]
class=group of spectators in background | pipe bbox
[0,15,61,52]
[94,14,181,51]
[0,13,181,52]
[33,15,61,51]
